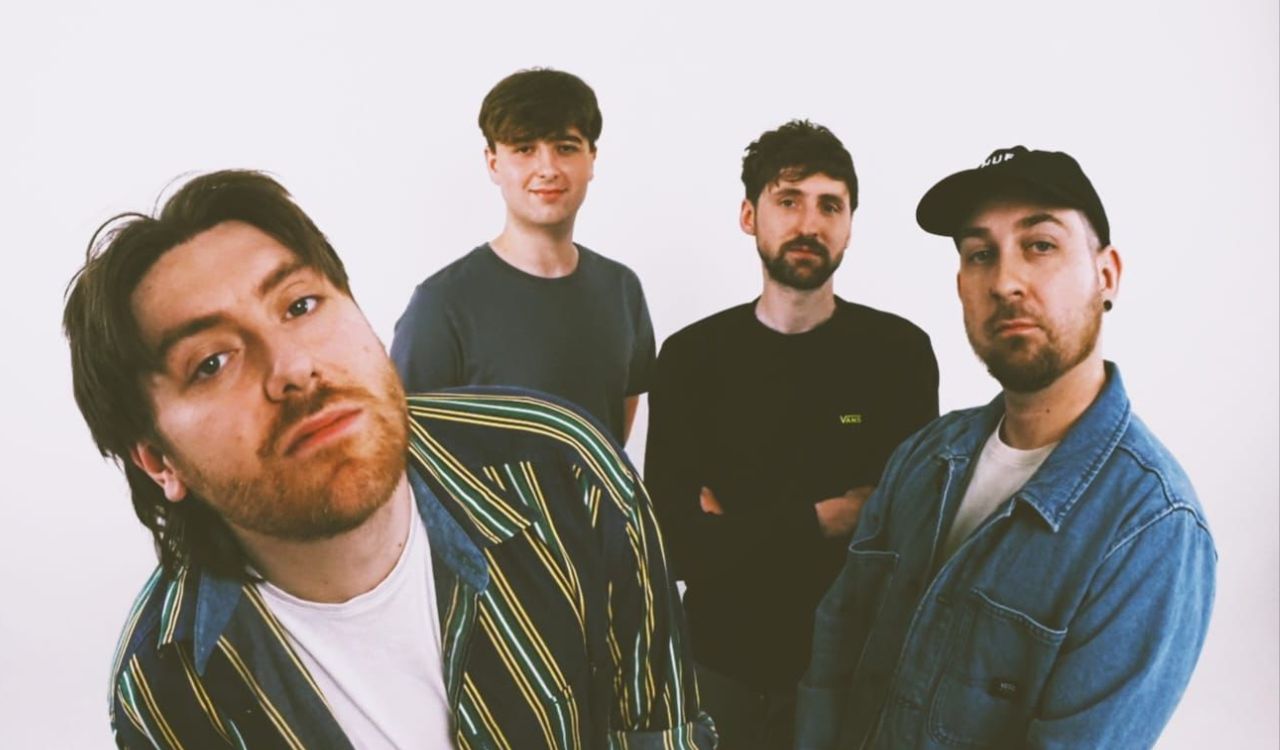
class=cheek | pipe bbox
[155,396,261,472]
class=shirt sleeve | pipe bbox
[1025,507,1217,749]
[624,275,657,397]
[589,428,716,748]
[644,334,821,586]
[390,282,464,392]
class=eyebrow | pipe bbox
[154,258,307,361]
[957,212,1067,241]
[771,186,846,205]
[1016,213,1067,230]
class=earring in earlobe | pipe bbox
[1103,299,1114,312]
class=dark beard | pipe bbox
[758,236,842,290]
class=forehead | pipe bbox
[766,172,850,201]
[131,221,300,346]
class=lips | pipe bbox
[282,407,363,456]
[992,318,1040,335]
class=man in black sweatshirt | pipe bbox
[644,120,939,749]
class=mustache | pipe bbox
[780,236,830,259]
[984,301,1042,333]
[259,382,377,458]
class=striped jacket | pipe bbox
[109,388,716,749]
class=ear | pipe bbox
[1097,244,1123,302]
[129,441,189,502]
[485,147,500,184]
[740,198,757,236]
[587,146,596,182]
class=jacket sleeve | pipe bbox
[793,427,925,750]
[390,282,464,392]
[1025,506,1217,749]
[592,438,717,748]
[644,334,821,586]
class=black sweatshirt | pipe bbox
[645,298,939,689]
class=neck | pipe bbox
[491,217,579,278]
[234,474,413,603]
[755,278,837,334]
[1000,355,1107,449]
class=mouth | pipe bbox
[282,407,364,457]
[529,188,567,200]
[992,318,1040,336]
[781,239,829,261]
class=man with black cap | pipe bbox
[795,147,1217,749]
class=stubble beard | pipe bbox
[172,365,410,542]
[972,294,1104,394]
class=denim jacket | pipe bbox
[796,363,1216,749]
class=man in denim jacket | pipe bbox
[795,147,1216,749]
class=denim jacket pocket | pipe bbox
[927,588,1067,748]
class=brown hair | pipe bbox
[742,120,859,209]
[478,67,602,150]
[63,170,351,578]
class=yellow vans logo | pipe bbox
[839,414,863,425]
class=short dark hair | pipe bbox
[62,170,351,578]
[741,120,859,209]
[478,67,603,150]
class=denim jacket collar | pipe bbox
[937,361,1132,532]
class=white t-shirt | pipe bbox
[257,491,454,749]
[940,420,1057,561]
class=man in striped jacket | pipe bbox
[63,169,714,749]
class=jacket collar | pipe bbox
[176,472,510,672]
[938,361,1132,532]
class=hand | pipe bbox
[814,486,874,538]
[699,486,725,516]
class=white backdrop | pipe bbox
[1,1,1275,747]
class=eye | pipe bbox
[286,295,319,319]
[965,248,995,265]
[514,144,534,154]
[779,197,796,208]
[1029,240,1056,253]
[557,143,580,154]
[191,352,230,382]
[821,202,843,215]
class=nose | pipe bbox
[991,249,1029,300]
[534,143,560,176]
[263,333,319,402]
[798,203,824,237]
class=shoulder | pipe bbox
[834,298,933,349]
[407,387,635,488]
[411,246,493,298]
[1104,412,1213,545]
[575,245,648,301]
[108,567,177,716]
[661,303,755,355]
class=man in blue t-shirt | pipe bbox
[391,68,654,443]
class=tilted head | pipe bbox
[63,171,408,578]
[917,147,1122,393]
[740,120,859,291]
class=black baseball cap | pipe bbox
[916,146,1110,246]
